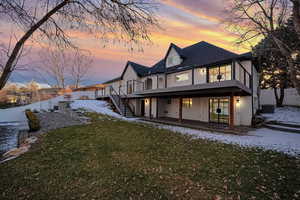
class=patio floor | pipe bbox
[141,117,252,135]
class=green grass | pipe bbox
[0,113,299,200]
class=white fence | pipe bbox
[260,88,300,106]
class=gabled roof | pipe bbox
[103,41,254,84]
[127,61,150,77]
[148,41,253,74]
[103,61,151,84]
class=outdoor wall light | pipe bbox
[145,99,149,105]
[236,97,240,106]
[200,69,206,75]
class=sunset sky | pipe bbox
[2,0,253,86]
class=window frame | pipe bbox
[175,73,189,82]
[208,64,232,83]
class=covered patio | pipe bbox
[142,117,253,135]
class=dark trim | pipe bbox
[165,73,167,88]
[251,63,254,117]
[232,60,236,80]
[192,68,195,85]
[149,97,152,119]
[179,97,182,123]
[206,66,209,83]
[230,94,234,128]
[156,97,159,119]
[208,97,230,125]
[237,61,251,76]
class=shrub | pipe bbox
[25,110,41,132]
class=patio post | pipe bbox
[149,97,152,119]
[179,97,182,123]
[230,94,234,128]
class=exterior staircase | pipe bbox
[108,87,134,118]
[264,121,300,134]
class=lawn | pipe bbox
[0,113,299,200]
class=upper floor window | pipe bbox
[127,80,133,94]
[145,78,153,90]
[176,73,189,82]
[209,64,231,83]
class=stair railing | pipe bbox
[109,86,134,116]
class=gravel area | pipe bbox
[33,110,90,135]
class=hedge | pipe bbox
[25,110,41,132]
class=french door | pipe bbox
[209,98,230,124]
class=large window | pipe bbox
[145,78,153,90]
[176,73,189,82]
[209,65,232,83]
[182,98,192,108]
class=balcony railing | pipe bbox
[96,62,252,97]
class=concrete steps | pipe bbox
[264,121,300,134]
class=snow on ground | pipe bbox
[152,124,300,157]
[70,100,138,121]
[72,100,300,157]
[0,91,97,129]
[262,106,300,124]
[1,99,300,157]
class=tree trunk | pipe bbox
[274,88,285,107]
[0,0,69,89]
[292,0,300,38]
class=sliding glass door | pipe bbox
[209,98,230,124]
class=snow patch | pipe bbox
[150,123,300,157]
[262,106,300,124]
[70,100,138,121]
[71,100,300,157]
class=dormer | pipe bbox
[165,43,183,68]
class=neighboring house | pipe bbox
[72,84,105,92]
[97,41,260,127]
[37,88,62,101]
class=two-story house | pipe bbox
[97,41,259,128]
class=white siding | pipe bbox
[157,75,165,89]
[234,96,252,126]
[157,97,209,122]
[166,47,182,68]
[122,64,139,94]
[159,98,179,119]
[143,98,157,118]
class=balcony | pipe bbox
[134,80,251,97]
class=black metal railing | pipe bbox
[109,86,134,116]
[236,62,252,89]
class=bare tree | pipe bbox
[40,47,69,88]
[70,50,93,88]
[291,0,300,37]
[225,0,300,95]
[0,33,29,76]
[0,0,159,89]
